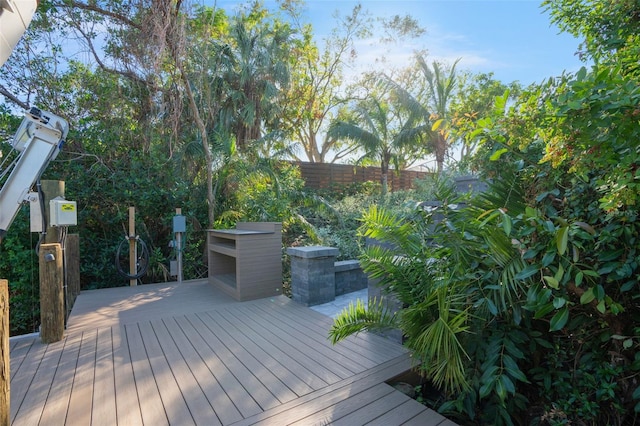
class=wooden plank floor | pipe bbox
[9,279,454,425]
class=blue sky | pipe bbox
[215,0,586,86]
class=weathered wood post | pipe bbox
[1,279,9,426]
[39,243,64,343]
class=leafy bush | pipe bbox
[0,208,40,335]
[330,157,640,424]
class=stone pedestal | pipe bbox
[334,260,367,296]
[287,246,339,306]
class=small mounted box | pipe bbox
[173,215,186,233]
[49,199,77,227]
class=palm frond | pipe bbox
[403,288,471,393]
[329,298,399,344]
[327,120,382,154]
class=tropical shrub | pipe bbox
[330,59,640,423]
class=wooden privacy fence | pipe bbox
[292,161,432,191]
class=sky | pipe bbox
[215,0,587,86]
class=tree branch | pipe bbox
[56,0,142,30]
[0,84,29,110]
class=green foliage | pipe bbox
[0,208,40,335]
[461,53,640,423]
[544,0,640,76]
[329,298,398,344]
[331,160,640,423]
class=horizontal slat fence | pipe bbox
[292,162,431,192]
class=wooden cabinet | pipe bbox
[207,222,282,301]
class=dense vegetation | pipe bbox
[329,0,640,424]
[1,0,639,424]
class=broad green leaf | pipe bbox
[554,263,564,282]
[598,249,624,262]
[479,382,493,399]
[486,298,498,315]
[575,271,584,286]
[500,374,516,394]
[505,367,528,383]
[490,148,508,161]
[541,251,556,267]
[574,221,596,235]
[543,276,559,290]
[501,212,512,236]
[553,297,566,309]
[597,300,606,314]
[580,287,595,304]
[516,265,539,280]
[556,226,568,256]
[534,302,556,319]
[431,118,444,131]
[549,306,569,331]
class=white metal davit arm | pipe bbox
[0,0,37,67]
[0,108,69,242]
[0,1,71,242]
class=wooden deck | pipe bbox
[9,279,455,425]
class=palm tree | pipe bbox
[329,175,532,415]
[327,88,425,196]
[225,9,293,152]
[387,57,460,174]
[423,58,460,173]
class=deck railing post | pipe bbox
[1,279,9,426]
[39,243,64,343]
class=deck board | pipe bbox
[161,316,238,425]
[209,307,317,397]
[38,333,82,425]
[91,327,117,426]
[174,314,263,419]
[219,307,325,393]
[240,304,369,374]
[125,322,169,426]
[137,320,195,426]
[206,309,299,404]
[66,329,98,425]
[112,325,143,426]
[9,279,455,426]
[219,306,346,384]
[188,311,280,411]
[11,338,64,425]
[9,337,36,384]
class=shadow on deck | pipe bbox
[9,279,455,425]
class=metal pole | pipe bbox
[175,208,183,284]
[129,207,136,286]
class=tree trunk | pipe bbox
[39,244,65,343]
[179,66,216,227]
[381,157,390,196]
[435,133,446,174]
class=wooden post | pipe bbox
[1,279,9,426]
[41,180,64,244]
[128,207,136,286]
[39,243,64,343]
